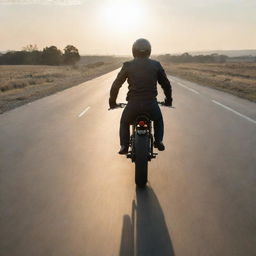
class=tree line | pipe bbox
[0,44,80,65]
[157,52,228,63]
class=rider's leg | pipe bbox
[119,103,136,151]
[120,118,130,147]
[147,101,165,150]
[153,114,164,143]
[153,116,165,151]
[148,101,164,142]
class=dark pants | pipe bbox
[120,99,164,146]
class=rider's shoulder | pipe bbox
[148,59,163,70]
[149,59,162,66]
[123,60,133,65]
[122,60,133,69]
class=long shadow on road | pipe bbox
[119,186,175,256]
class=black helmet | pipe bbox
[132,38,151,58]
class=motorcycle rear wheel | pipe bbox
[134,134,149,188]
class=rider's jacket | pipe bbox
[109,58,172,105]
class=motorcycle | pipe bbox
[109,102,172,188]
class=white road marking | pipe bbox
[78,106,90,118]
[212,100,256,124]
[177,82,200,95]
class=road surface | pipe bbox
[1,69,256,256]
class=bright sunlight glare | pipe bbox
[101,1,145,33]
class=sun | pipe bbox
[101,1,144,32]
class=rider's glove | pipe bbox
[164,97,173,107]
[109,98,118,109]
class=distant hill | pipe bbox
[188,50,256,57]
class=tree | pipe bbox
[24,50,42,65]
[41,46,62,65]
[22,44,38,52]
[63,45,80,65]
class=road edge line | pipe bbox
[177,82,200,95]
[212,100,256,124]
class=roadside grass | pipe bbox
[162,62,256,102]
[0,61,125,113]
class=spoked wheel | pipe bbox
[134,134,149,188]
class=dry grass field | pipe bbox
[0,60,124,113]
[162,62,256,102]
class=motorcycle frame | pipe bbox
[127,115,157,162]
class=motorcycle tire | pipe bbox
[134,133,149,188]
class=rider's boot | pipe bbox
[119,145,129,155]
[154,141,165,151]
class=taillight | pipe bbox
[138,120,145,127]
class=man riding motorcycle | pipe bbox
[109,38,173,154]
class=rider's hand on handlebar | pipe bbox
[164,97,173,107]
[109,98,119,109]
[109,103,120,109]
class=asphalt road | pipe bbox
[0,69,256,256]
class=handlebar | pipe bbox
[108,102,174,110]
[108,103,127,110]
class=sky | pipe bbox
[0,0,256,55]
